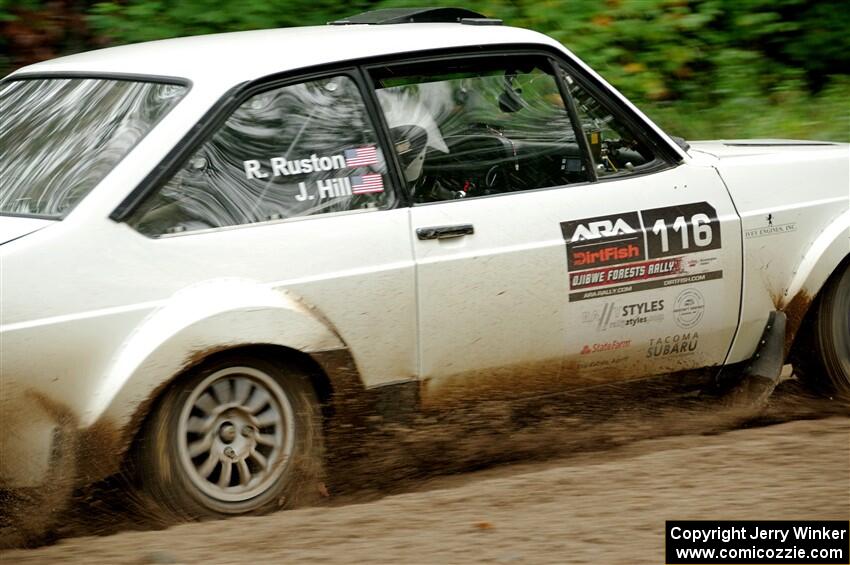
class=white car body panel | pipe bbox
[2,207,417,485]
[414,163,743,403]
[0,216,54,244]
[1,23,847,489]
[689,141,850,362]
[10,24,556,90]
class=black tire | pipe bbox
[135,355,324,520]
[808,263,850,397]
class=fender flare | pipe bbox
[75,279,350,482]
[782,209,850,350]
[785,209,850,302]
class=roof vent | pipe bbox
[329,7,502,26]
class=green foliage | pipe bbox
[646,76,850,142]
[87,0,372,43]
[0,0,16,77]
[364,0,850,140]
[1,0,848,140]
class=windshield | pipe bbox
[0,77,187,218]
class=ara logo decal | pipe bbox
[561,212,646,272]
[569,218,638,242]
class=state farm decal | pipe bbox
[580,339,631,355]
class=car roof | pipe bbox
[11,23,562,89]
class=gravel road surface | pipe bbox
[3,380,848,564]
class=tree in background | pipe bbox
[2,0,848,140]
[1,1,94,71]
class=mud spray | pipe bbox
[3,370,835,550]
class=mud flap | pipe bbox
[723,311,787,407]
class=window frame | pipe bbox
[359,46,681,206]
[555,62,673,180]
[112,43,685,224]
[112,66,410,229]
[363,52,597,204]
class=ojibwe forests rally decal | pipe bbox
[561,202,723,302]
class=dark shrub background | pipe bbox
[2,0,848,140]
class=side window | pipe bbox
[561,70,657,177]
[129,75,392,236]
[371,56,591,204]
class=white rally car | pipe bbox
[1,8,848,524]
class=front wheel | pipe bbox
[809,263,850,397]
[136,355,324,519]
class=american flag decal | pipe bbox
[344,146,379,167]
[351,174,384,195]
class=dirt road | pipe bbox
[3,379,848,565]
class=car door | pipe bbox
[368,54,594,403]
[558,66,742,381]
[368,51,742,404]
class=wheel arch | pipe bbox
[148,342,339,408]
[78,341,361,486]
[784,209,850,308]
[782,210,850,357]
[788,252,850,363]
[74,279,365,485]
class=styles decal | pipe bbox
[582,299,665,331]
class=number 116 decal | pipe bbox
[561,201,724,301]
[642,202,722,259]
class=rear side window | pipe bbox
[370,56,591,204]
[0,78,186,218]
[130,75,392,236]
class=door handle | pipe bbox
[416,224,475,240]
